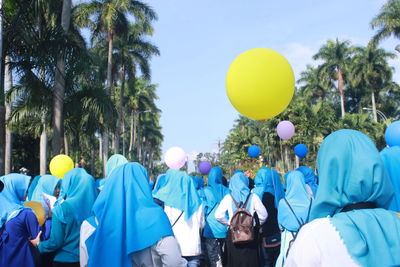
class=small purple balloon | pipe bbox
[277,120,295,140]
[199,161,212,175]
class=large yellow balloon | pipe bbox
[49,154,74,178]
[226,48,295,120]
[24,201,46,226]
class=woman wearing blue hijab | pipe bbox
[28,175,42,201]
[192,176,206,200]
[252,168,284,267]
[95,154,128,192]
[286,130,400,267]
[0,173,40,267]
[296,166,318,198]
[153,169,203,266]
[215,172,267,267]
[30,168,97,267]
[276,171,312,267]
[203,167,230,267]
[81,163,186,267]
[380,146,400,212]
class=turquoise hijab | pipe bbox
[28,175,41,200]
[278,171,311,231]
[152,174,166,195]
[312,129,400,267]
[380,146,400,212]
[153,169,202,220]
[263,169,284,208]
[204,167,230,207]
[297,166,318,197]
[106,154,128,177]
[0,173,31,228]
[88,163,173,267]
[55,168,97,225]
[252,167,269,200]
[229,173,250,207]
[192,176,205,200]
[31,175,60,203]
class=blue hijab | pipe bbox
[297,166,318,197]
[278,171,311,231]
[152,174,167,195]
[262,169,284,208]
[0,173,31,228]
[380,146,400,212]
[204,167,230,207]
[312,129,400,267]
[229,173,251,209]
[88,163,173,267]
[153,169,202,220]
[192,176,205,200]
[252,167,270,200]
[31,175,60,203]
[28,175,41,200]
[55,168,97,225]
[106,154,128,177]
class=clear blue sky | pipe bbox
[144,0,399,168]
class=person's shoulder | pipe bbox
[298,217,332,237]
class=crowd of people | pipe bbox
[1,129,400,267]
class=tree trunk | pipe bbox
[4,56,12,174]
[338,70,345,118]
[98,134,102,163]
[39,117,47,174]
[295,155,299,169]
[284,146,291,171]
[102,31,113,172]
[114,65,125,154]
[64,135,69,155]
[371,90,378,122]
[129,109,136,158]
[52,0,71,156]
[91,144,95,176]
[122,118,126,157]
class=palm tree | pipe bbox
[313,39,354,117]
[74,0,157,171]
[298,65,332,103]
[371,0,400,44]
[112,22,159,153]
[351,45,396,122]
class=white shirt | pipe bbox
[80,219,97,267]
[163,205,204,257]
[284,218,360,267]
[214,193,268,226]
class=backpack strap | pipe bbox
[283,198,303,227]
[304,198,313,224]
[172,211,184,228]
[242,193,252,209]
[230,194,240,209]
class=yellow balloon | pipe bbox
[226,48,295,120]
[49,154,74,178]
[24,201,46,226]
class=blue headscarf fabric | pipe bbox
[31,175,60,203]
[28,175,41,200]
[152,174,167,195]
[229,173,251,209]
[263,169,284,208]
[153,169,201,220]
[252,167,270,200]
[193,176,205,200]
[88,163,173,267]
[278,171,311,231]
[297,166,318,197]
[380,146,400,212]
[0,173,31,228]
[204,167,230,206]
[54,168,97,225]
[312,129,400,267]
[106,154,128,177]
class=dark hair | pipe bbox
[0,181,4,193]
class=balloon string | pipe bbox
[280,139,286,173]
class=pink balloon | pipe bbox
[277,120,295,140]
[165,147,187,170]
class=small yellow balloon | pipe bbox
[24,201,46,226]
[226,48,295,120]
[49,154,74,179]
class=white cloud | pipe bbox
[283,43,319,81]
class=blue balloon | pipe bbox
[248,145,260,158]
[294,144,308,158]
[385,121,400,147]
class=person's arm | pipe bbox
[215,195,230,226]
[252,194,268,225]
[37,212,65,253]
